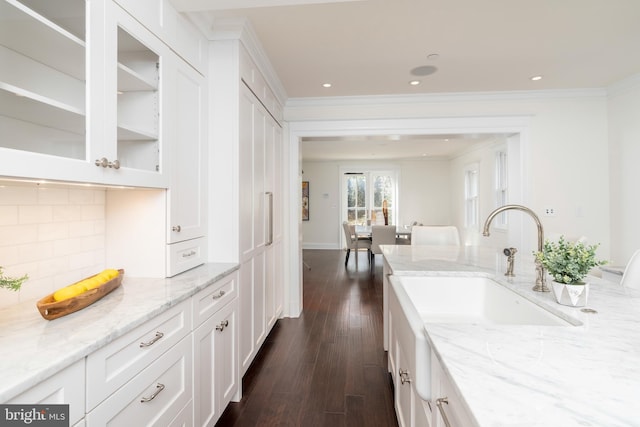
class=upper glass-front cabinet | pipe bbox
[0,0,168,187]
[0,0,86,160]
[116,25,160,173]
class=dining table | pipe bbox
[352,225,412,268]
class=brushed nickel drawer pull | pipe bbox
[140,383,165,403]
[212,290,226,300]
[139,331,164,348]
[216,320,229,331]
[399,368,411,385]
[436,397,451,427]
[182,250,196,258]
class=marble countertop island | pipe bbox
[0,262,238,402]
[382,245,640,427]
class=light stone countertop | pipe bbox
[0,262,239,403]
[381,245,640,427]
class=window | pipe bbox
[464,164,479,229]
[343,169,397,225]
[495,149,508,228]
[346,173,367,224]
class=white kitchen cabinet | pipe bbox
[7,359,85,426]
[389,277,432,427]
[166,55,206,245]
[0,0,169,188]
[112,0,207,73]
[209,39,284,374]
[105,47,207,278]
[431,351,475,427]
[164,49,207,276]
[238,82,282,374]
[86,334,193,427]
[86,300,191,410]
[192,271,239,427]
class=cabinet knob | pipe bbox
[399,368,411,385]
[172,225,182,232]
[95,157,121,169]
[216,319,229,331]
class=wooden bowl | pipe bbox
[36,269,124,320]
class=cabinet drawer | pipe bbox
[167,237,206,277]
[86,335,193,427]
[8,360,85,426]
[86,300,191,410]
[192,271,238,326]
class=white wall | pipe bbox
[608,76,640,265]
[287,90,611,259]
[301,158,451,249]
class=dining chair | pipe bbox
[410,225,460,246]
[342,222,371,268]
[621,249,640,290]
[371,225,397,266]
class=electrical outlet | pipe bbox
[544,207,555,217]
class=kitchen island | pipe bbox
[382,244,640,427]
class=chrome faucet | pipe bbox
[482,205,550,292]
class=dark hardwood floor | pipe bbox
[216,249,398,427]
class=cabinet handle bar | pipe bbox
[139,331,164,347]
[436,397,452,427]
[140,383,165,403]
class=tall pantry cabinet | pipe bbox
[210,38,284,375]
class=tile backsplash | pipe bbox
[0,182,106,309]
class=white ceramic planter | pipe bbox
[551,280,589,307]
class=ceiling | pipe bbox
[171,0,640,160]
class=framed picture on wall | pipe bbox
[302,181,309,221]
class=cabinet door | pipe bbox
[193,313,219,427]
[239,83,267,259]
[110,4,165,175]
[396,344,414,427]
[193,299,238,427]
[432,352,475,427]
[214,299,239,410]
[166,55,206,244]
[8,360,85,427]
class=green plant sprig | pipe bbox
[0,267,28,292]
[534,236,607,284]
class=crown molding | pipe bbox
[285,88,606,108]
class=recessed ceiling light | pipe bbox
[409,80,421,86]
[322,83,332,88]
[530,75,543,81]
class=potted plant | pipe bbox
[0,267,28,292]
[534,236,606,306]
